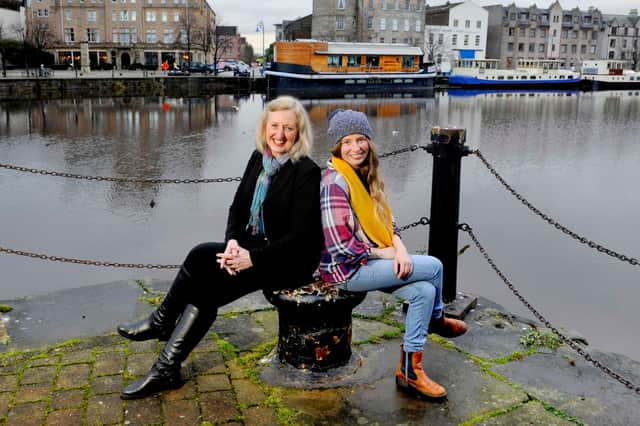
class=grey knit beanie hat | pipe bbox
[327,109,374,145]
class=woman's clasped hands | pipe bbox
[216,239,253,275]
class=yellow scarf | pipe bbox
[331,156,394,248]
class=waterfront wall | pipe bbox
[0,77,267,100]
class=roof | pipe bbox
[316,42,423,56]
[424,2,464,14]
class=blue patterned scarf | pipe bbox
[248,151,290,235]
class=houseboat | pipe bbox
[580,60,640,90]
[265,41,436,95]
[448,59,581,88]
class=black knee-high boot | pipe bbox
[120,304,217,400]
[118,267,192,341]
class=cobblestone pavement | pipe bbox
[1,288,639,425]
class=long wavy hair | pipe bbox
[331,137,392,228]
[256,96,312,162]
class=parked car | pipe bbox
[234,64,251,77]
[185,62,210,73]
[219,59,239,72]
[168,68,190,76]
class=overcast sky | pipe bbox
[212,0,638,53]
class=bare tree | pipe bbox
[423,30,450,65]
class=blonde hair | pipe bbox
[331,137,392,228]
[256,96,313,161]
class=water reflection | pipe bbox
[0,92,639,362]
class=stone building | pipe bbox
[276,14,312,41]
[485,1,605,69]
[24,0,215,69]
[311,0,424,47]
[424,1,488,64]
[0,1,25,40]
[601,10,639,66]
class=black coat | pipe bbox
[225,150,323,288]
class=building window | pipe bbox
[465,20,470,28]
[392,19,398,31]
[404,19,409,31]
[416,0,421,11]
[347,55,361,66]
[131,11,136,21]
[146,29,157,43]
[163,29,173,43]
[415,20,420,32]
[380,18,386,31]
[590,45,596,54]
[337,0,345,10]
[405,0,410,10]
[146,11,156,22]
[179,29,186,43]
[463,34,468,46]
[452,34,457,45]
[336,16,345,30]
[162,11,168,22]
[87,28,99,42]
[453,19,458,27]
[64,28,75,42]
[381,0,386,10]
[65,10,72,21]
[570,44,576,53]
[553,15,559,23]
[394,0,399,10]
[539,43,545,52]
[528,43,535,52]
[174,11,180,22]
[367,16,373,30]
[580,44,586,54]
[368,0,373,9]
[507,42,514,52]
[592,31,598,40]
[608,50,615,59]
[540,29,546,38]
[476,20,481,29]
[609,39,616,48]
[508,28,515,36]
[571,30,578,39]
[561,44,567,53]
[120,11,128,21]
[328,55,341,67]
[437,33,443,44]
[529,29,535,37]
[379,37,384,43]
[561,30,568,39]
[87,10,97,22]
[475,35,480,46]
[391,38,396,43]
[518,42,524,52]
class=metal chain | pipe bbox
[459,223,640,395]
[473,150,639,268]
[0,246,180,269]
[0,217,431,269]
[0,145,429,184]
[399,216,430,231]
[0,163,242,184]
[378,144,428,159]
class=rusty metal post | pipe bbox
[426,126,473,307]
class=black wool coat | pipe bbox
[225,150,323,289]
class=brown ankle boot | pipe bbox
[395,347,446,399]
[428,315,467,338]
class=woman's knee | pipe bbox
[183,242,224,276]
[410,255,442,277]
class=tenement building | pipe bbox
[25,0,215,69]
[485,1,605,69]
[312,0,424,47]
[601,10,639,64]
[424,1,488,64]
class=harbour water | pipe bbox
[1,90,639,361]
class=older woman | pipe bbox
[117,96,323,399]
[319,109,467,400]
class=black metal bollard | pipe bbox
[426,127,473,303]
[263,286,365,372]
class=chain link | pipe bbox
[459,223,640,395]
[399,216,430,231]
[473,150,640,268]
[0,217,431,269]
[378,144,428,159]
[0,163,242,184]
[0,246,180,269]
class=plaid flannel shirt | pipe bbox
[319,162,399,284]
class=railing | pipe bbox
[1,143,638,395]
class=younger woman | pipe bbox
[319,109,467,399]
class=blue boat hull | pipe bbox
[448,74,581,89]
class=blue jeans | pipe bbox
[336,255,443,353]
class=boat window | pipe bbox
[347,55,361,66]
[402,56,414,68]
[560,75,565,79]
[497,76,504,80]
[521,76,527,79]
[507,76,514,80]
[366,56,380,67]
[327,55,341,68]
[530,76,536,79]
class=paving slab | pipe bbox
[492,348,640,425]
